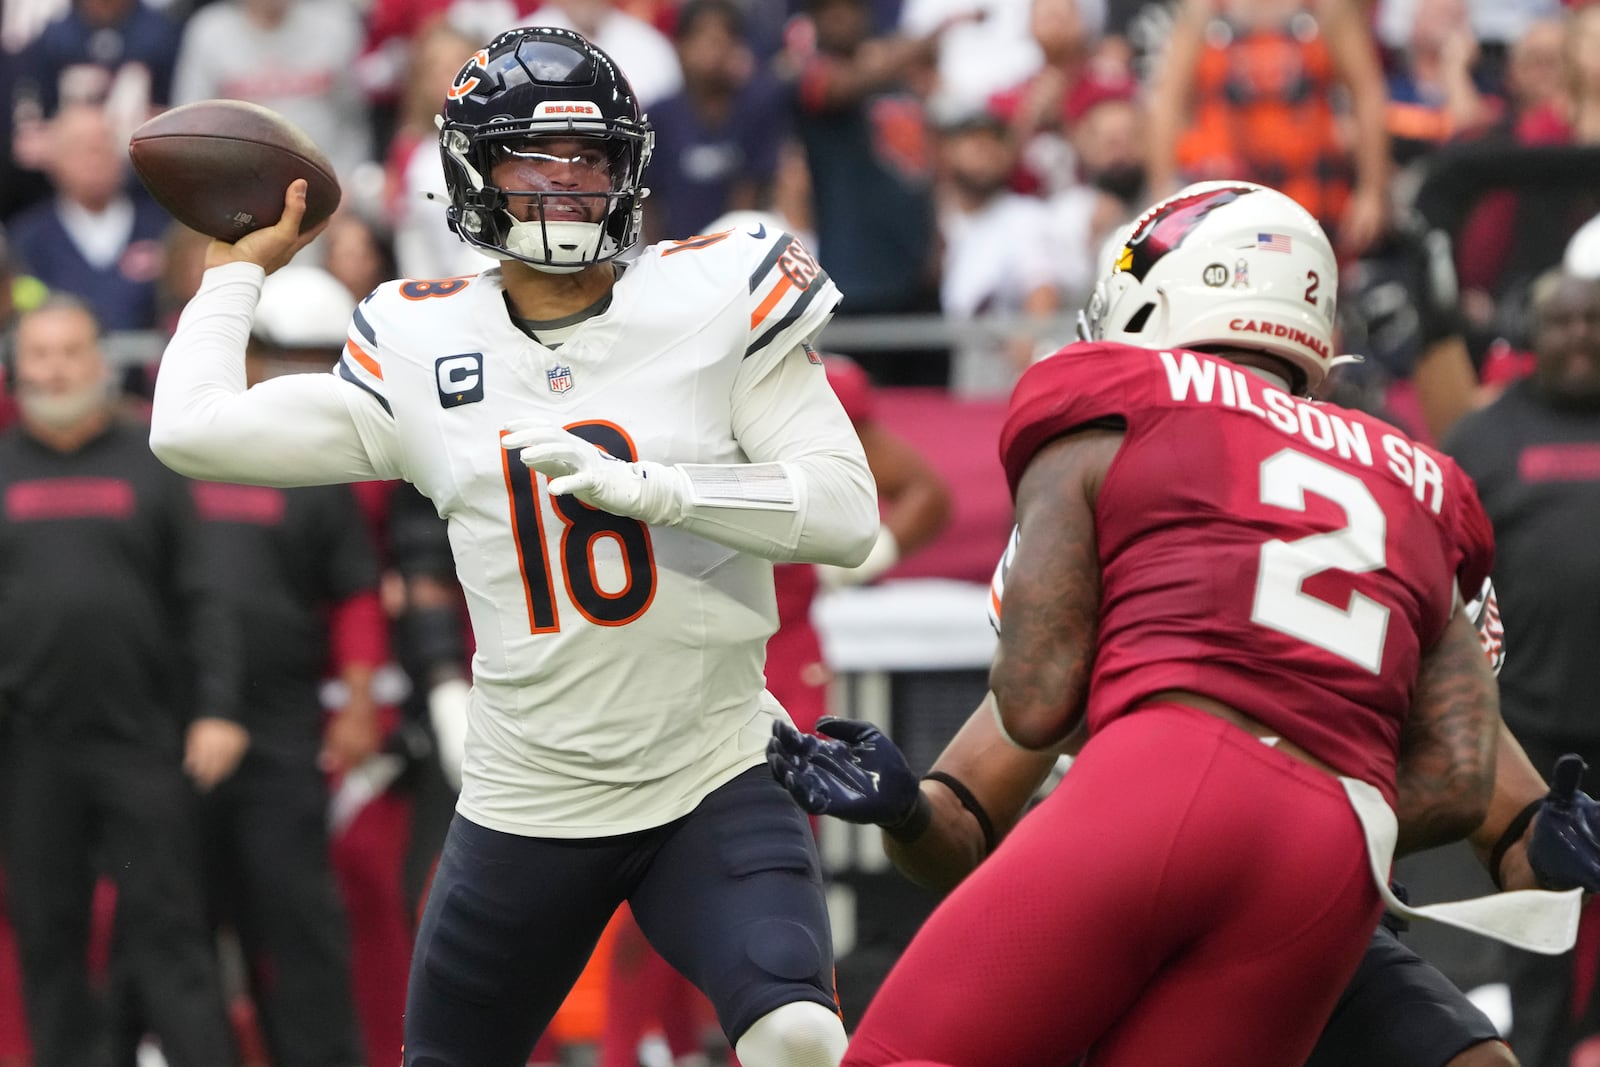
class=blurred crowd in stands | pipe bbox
[5,0,1600,400]
[4,0,1600,1064]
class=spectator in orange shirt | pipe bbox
[1146,0,1390,254]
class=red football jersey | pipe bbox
[823,355,874,425]
[999,343,1495,798]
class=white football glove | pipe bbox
[501,421,691,526]
[816,523,900,589]
[428,676,471,792]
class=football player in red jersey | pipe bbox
[778,181,1512,1067]
[774,553,1600,1067]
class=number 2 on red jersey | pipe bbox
[1250,448,1390,674]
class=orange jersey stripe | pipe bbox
[662,230,732,256]
[345,339,384,381]
[750,275,794,332]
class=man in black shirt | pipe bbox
[1445,270,1600,1067]
[190,264,383,1067]
[0,294,239,1066]
[382,478,472,916]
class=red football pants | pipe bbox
[764,619,830,735]
[845,703,1383,1067]
[599,906,722,1067]
[331,788,413,1067]
[0,870,29,1064]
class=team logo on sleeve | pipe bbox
[436,352,485,407]
[547,365,574,394]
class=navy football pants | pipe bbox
[402,765,838,1067]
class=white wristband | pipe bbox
[678,462,798,511]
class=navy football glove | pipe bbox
[1343,213,1465,380]
[1528,754,1600,893]
[767,717,921,827]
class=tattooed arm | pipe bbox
[1395,608,1501,855]
[990,429,1121,750]
[1464,723,1546,886]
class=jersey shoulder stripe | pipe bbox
[742,271,832,358]
[327,283,405,418]
[742,230,839,365]
[336,290,396,419]
[661,231,734,256]
[351,303,378,347]
[748,233,797,293]
[344,337,384,380]
[336,346,392,417]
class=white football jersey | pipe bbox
[986,525,1019,636]
[336,228,842,837]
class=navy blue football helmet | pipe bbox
[438,27,654,272]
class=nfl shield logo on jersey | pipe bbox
[547,365,574,393]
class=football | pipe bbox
[128,99,341,242]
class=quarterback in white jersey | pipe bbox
[335,223,852,839]
[150,27,872,1067]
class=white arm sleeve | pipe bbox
[150,263,405,487]
[668,343,879,566]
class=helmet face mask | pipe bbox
[1085,181,1340,393]
[439,28,654,274]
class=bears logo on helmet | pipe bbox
[446,49,491,100]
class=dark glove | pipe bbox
[1528,754,1600,892]
[767,717,922,829]
[1343,213,1465,380]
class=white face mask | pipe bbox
[16,378,111,431]
[503,218,606,275]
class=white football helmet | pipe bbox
[1564,211,1600,279]
[252,265,356,350]
[1083,181,1339,392]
